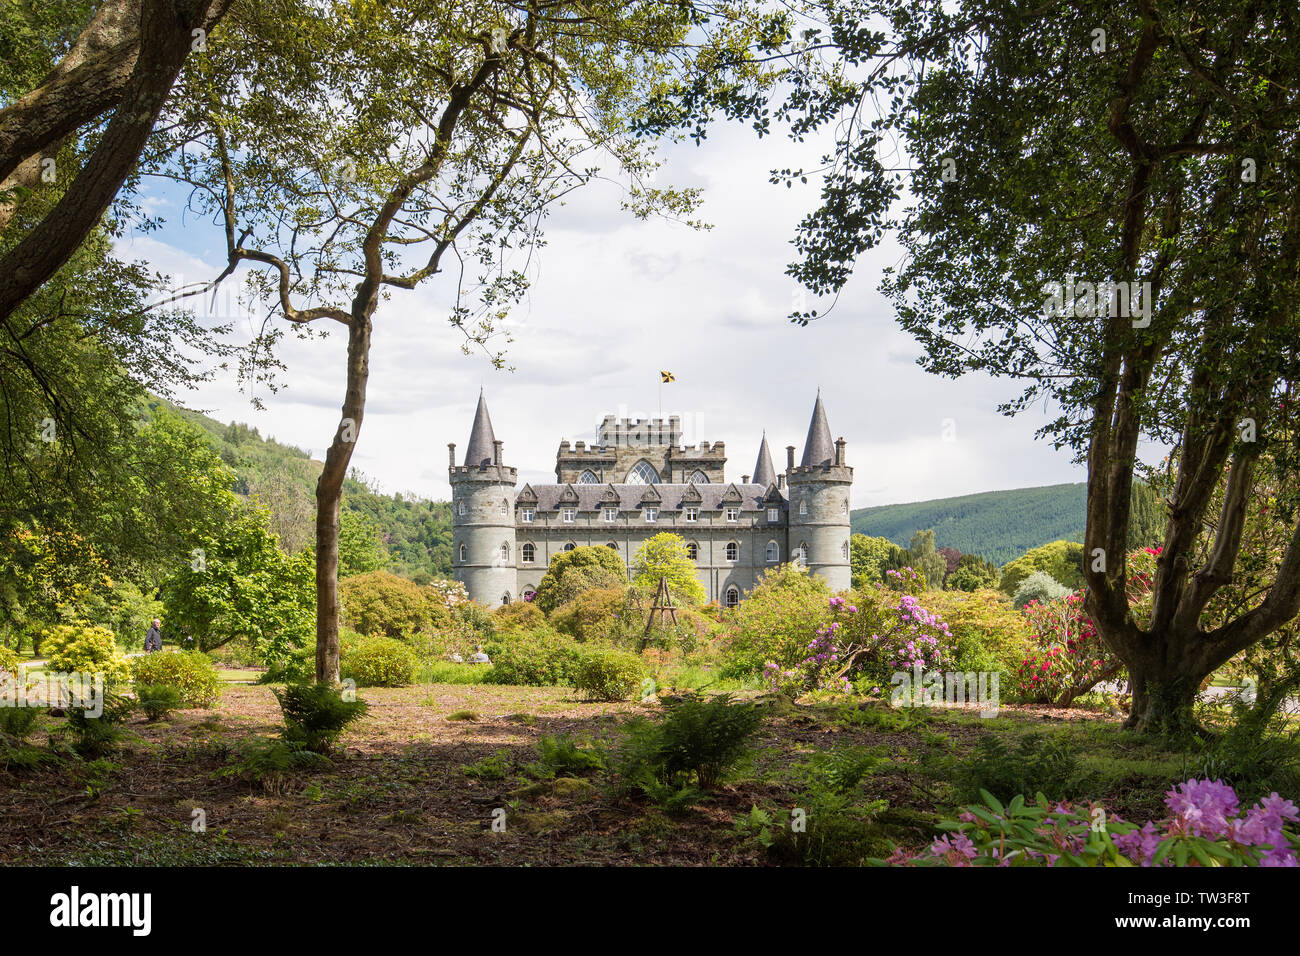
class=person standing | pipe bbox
[144,619,163,653]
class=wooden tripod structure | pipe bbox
[644,575,679,640]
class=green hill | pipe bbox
[145,398,454,581]
[851,484,1087,566]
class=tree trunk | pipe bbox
[313,316,371,685]
[1120,636,1211,737]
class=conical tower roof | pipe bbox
[753,432,777,487]
[464,390,498,466]
[800,391,834,468]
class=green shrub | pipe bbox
[528,734,607,778]
[614,693,762,806]
[721,565,831,678]
[1000,540,1086,596]
[573,647,645,701]
[484,629,583,686]
[0,645,20,676]
[272,681,369,753]
[551,587,630,642]
[535,546,628,614]
[42,623,131,685]
[339,570,441,638]
[922,588,1033,674]
[953,733,1081,804]
[1192,683,1300,802]
[136,684,182,722]
[131,650,222,707]
[462,749,513,780]
[1013,571,1072,609]
[493,601,545,632]
[0,704,40,740]
[63,692,136,757]
[340,636,417,687]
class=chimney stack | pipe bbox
[493,439,503,465]
[835,437,846,466]
[447,443,456,468]
[786,445,796,471]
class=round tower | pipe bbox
[786,392,853,592]
[449,391,518,607]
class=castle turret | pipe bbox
[753,432,777,490]
[786,392,852,591]
[449,391,518,607]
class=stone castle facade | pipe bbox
[448,393,853,607]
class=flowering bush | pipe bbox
[762,588,951,696]
[885,778,1299,867]
[1012,593,1119,705]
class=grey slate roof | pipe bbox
[752,432,776,488]
[464,390,497,467]
[800,392,835,467]
[519,483,770,512]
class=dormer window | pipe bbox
[604,507,618,523]
[644,508,658,523]
[563,507,576,523]
[767,507,780,522]
[521,508,534,523]
[684,507,698,522]
[725,506,739,522]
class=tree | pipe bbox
[152,0,787,683]
[904,529,947,591]
[535,545,628,616]
[0,0,235,322]
[849,533,902,588]
[159,498,314,667]
[338,510,386,578]
[946,553,998,592]
[1000,541,1087,598]
[746,0,1300,734]
[631,532,707,606]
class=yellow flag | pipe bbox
[660,370,675,383]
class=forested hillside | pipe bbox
[145,399,454,580]
[851,484,1087,566]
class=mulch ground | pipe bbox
[0,683,1118,866]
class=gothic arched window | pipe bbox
[686,542,699,561]
[458,543,467,562]
[626,459,660,484]
[688,470,709,484]
[796,541,809,566]
[766,540,779,563]
[499,542,510,563]
[578,470,601,483]
[841,540,850,560]
[724,587,740,608]
[521,542,535,563]
[799,498,808,516]
[458,500,467,516]
[725,541,739,562]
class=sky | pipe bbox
[119,120,1090,509]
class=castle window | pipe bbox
[841,500,848,515]
[725,542,739,562]
[644,508,658,523]
[686,542,698,561]
[626,459,660,484]
[522,543,535,563]
[502,592,511,605]
[458,543,467,562]
[579,470,600,483]
[799,499,808,516]
[767,507,780,523]
[841,540,850,560]
[500,499,508,515]
[606,542,618,551]
[523,588,537,601]
[458,500,466,516]
[563,542,576,552]
[499,542,510,563]
[563,507,576,523]
[688,470,709,484]
[725,506,739,522]
[766,541,779,563]
[724,586,740,609]
[684,507,698,522]
[521,508,534,523]
[796,542,808,566]
[604,507,618,523]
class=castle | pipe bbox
[448,392,853,607]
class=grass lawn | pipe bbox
[0,674,1237,866]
